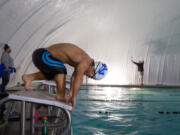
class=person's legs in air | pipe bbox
[22,72,46,91]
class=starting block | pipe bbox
[8,90,72,111]
[0,89,72,135]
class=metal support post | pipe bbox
[21,101,26,135]
[31,104,36,135]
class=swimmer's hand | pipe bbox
[65,93,76,111]
[71,97,76,111]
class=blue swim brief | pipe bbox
[32,48,67,80]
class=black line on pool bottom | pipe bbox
[158,111,180,114]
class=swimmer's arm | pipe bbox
[71,65,86,110]
[69,72,75,97]
[72,67,84,98]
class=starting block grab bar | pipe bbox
[0,90,72,135]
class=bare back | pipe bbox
[46,43,92,67]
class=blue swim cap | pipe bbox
[93,61,108,80]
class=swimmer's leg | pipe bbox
[54,74,68,103]
[22,72,46,91]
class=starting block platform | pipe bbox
[0,89,72,135]
[8,90,72,111]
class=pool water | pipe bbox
[71,87,180,135]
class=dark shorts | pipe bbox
[32,48,67,80]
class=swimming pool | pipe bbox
[72,87,180,135]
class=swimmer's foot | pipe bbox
[22,74,32,91]
[56,94,72,105]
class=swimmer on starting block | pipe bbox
[22,43,108,110]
